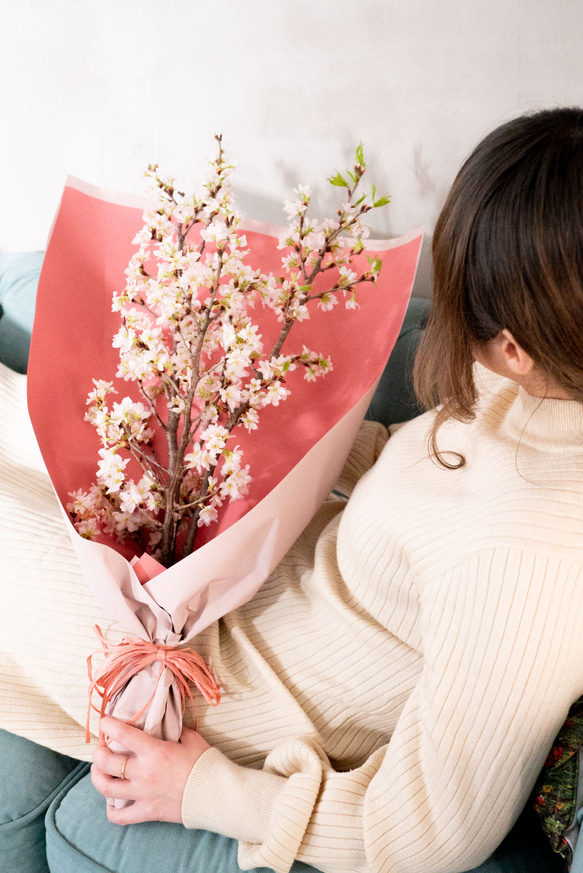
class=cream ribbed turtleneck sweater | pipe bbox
[2,363,583,873]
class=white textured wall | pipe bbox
[1,0,581,295]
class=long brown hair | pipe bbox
[414,107,583,467]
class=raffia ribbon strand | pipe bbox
[86,625,221,743]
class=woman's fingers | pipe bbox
[91,717,211,825]
[103,798,152,826]
[99,715,155,754]
[90,761,135,800]
[92,742,134,780]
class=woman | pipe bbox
[2,107,582,873]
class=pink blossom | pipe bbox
[262,382,291,407]
[197,504,218,527]
[240,408,259,431]
[219,464,251,499]
[220,383,245,411]
[184,445,214,473]
[96,449,130,494]
[318,293,338,312]
[77,518,100,539]
[200,220,230,244]
[201,424,229,454]
[338,266,358,287]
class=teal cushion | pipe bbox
[46,771,317,873]
[44,770,564,873]
[0,252,44,373]
[0,729,84,873]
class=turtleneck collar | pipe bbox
[473,362,583,452]
[504,386,583,451]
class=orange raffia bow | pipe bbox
[86,625,221,742]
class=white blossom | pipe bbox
[338,266,358,287]
[198,504,219,527]
[96,448,130,494]
[220,464,251,499]
[200,220,230,244]
[318,292,338,312]
[77,517,101,539]
[262,382,291,407]
[240,408,259,431]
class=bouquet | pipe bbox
[67,137,386,571]
[27,138,422,763]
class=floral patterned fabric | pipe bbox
[533,694,583,866]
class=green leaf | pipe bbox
[373,195,391,208]
[356,142,365,166]
[328,171,349,188]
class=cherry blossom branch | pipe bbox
[69,139,390,565]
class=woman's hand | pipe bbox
[91,715,210,825]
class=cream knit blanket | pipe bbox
[0,362,124,759]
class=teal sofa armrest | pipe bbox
[366,296,430,427]
[0,252,44,374]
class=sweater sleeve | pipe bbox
[182,548,583,873]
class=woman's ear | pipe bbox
[497,329,536,377]
[482,330,570,399]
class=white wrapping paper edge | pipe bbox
[62,175,423,253]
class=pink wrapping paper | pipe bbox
[27,177,423,749]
